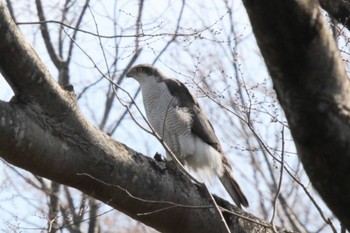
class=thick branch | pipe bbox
[242,0,350,230]
[0,100,287,233]
[0,3,66,112]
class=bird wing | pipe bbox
[163,78,223,153]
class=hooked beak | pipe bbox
[125,68,134,78]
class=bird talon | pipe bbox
[154,152,165,161]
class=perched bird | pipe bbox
[126,64,249,208]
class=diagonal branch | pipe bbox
[35,0,63,68]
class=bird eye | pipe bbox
[136,67,143,72]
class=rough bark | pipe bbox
[0,2,292,233]
[242,0,350,230]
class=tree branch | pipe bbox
[242,0,350,230]
[35,0,63,68]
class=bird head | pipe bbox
[126,64,163,83]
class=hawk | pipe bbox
[126,64,249,208]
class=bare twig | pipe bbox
[48,181,60,232]
[271,126,285,232]
[196,82,336,231]
[99,0,144,132]
[16,20,200,38]
[66,0,90,65]
[35,0,62,68]
[77,172,212,210]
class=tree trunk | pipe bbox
[242,0,350,230]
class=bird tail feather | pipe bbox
[219,167,249,209]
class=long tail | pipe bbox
[219,165,249,209]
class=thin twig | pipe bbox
[66,0,90,65]
[16,20,199,38]
[221,208,273,229]
[271,126,285,233]
[201,87,337,232]
[77,172,212,210]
